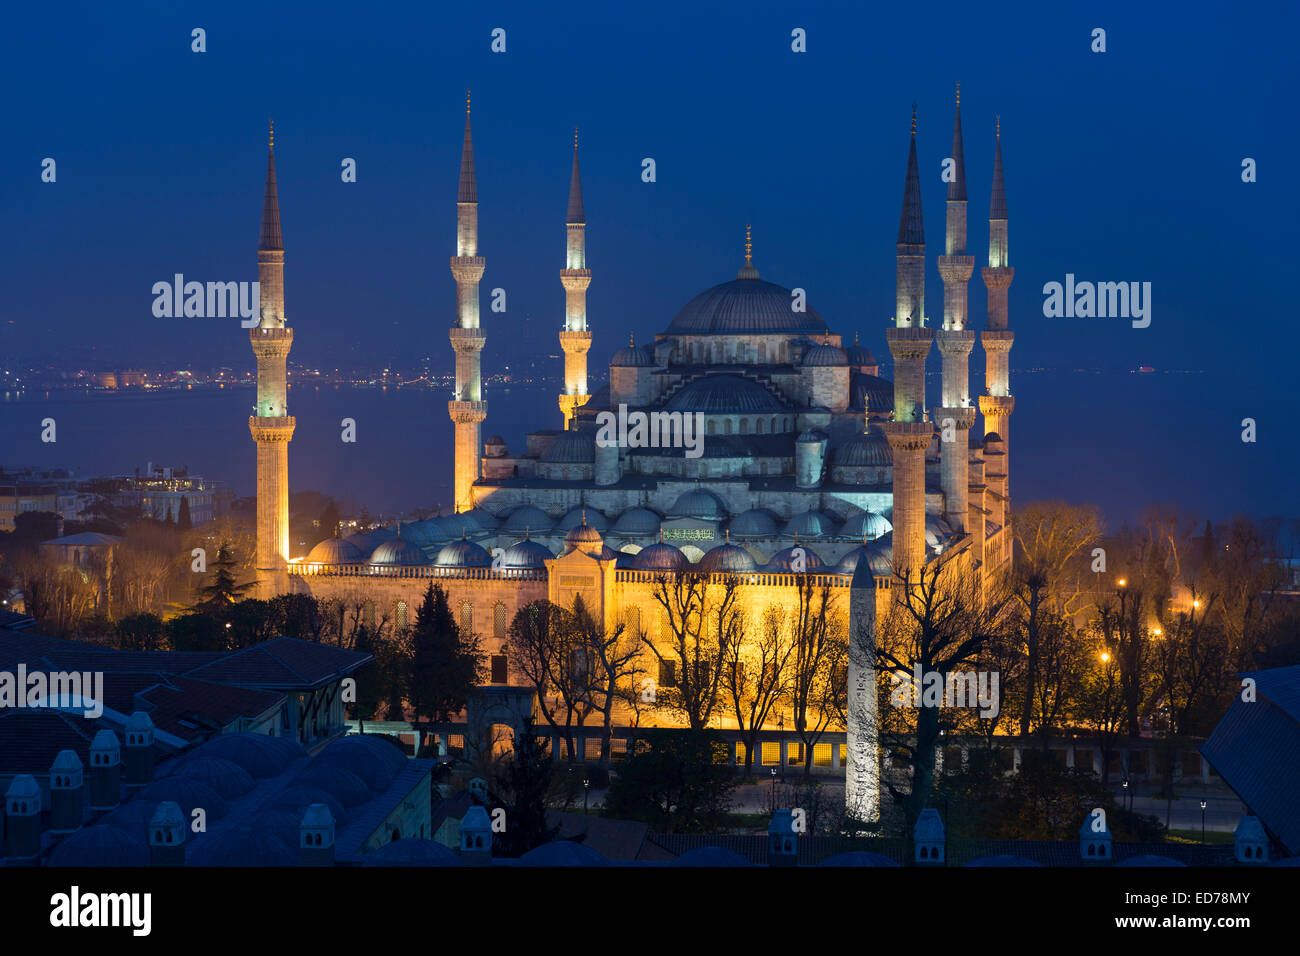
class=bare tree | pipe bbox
[644,571,740,731]
[721,605,794,778]
[786,578,846,778]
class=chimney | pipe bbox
[299,803,335,866]
[913,808,946,866]
[124,711,156,790]
[1079,808,1113,864]
[49,749,85,834]
[87,729,122,811]
[4,775,43,865]
[767,809,798,867]
[459,806,492,866]
[1234,814,1269,864]
[149,801,186,866]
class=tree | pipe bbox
[488,716,561,857]
[408,582,483,722]
[176,497,192,531]
[191,542,251,617]
[1075,637,1125,786]
[722,605,793,778]
[786,578,846,778]
[1012,501,1103,621]
[348,625,387,723]
[603,729,736,833]
[166,612,226,652]
[645,571,740,731]
[571,596,642,770]
[318,500,341,540]
[12,511,61,546]
[226,598,277,648]
[271,593,325,642]
[115,612,165,651]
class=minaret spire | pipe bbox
[249,123,295,592]
[558,128,593,429]
[449,93,488,511]
[737,223,759,279]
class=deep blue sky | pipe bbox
[2,1,1297,521]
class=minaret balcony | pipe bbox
[448,400,488,424]
[248,416,296,442]
[449,327,487,352]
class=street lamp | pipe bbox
[1122,778,1130,812]
[770,767,777,814]
[1100,652,1110,663]
[1201,800,1207,844]
[583,777,590,815]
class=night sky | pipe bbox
[3,1,1297,519]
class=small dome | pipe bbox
[485,434,506,446]
[611,507,661,537]
[802,343,849,367]
[564,514,604,556]
[925,513,955,549]
[797,428,826,443]
[610,337,655,367]
[728,508,778,539]
[834,433,892,467]
[840,512,892,540]
[463,508,499,531]
[541,428,596,464]
[172,757,256,799]
[434,537,492,569]
[502,505,554,534]
[783,511,836,538]
[48,825,148,867]
[818,851,901,867]
[501,539,554,570]
[369,536,430,567]
[837,537,893,576]
[845,340,878,366]
[517,840,609,866]
[189,826,297,867]
[135,778,229,820]
[668,488,727,520]
[293,764,372,807]
[317,735,406,790]
[184,733,301,777]
[307,537,365,565]
[270,787,347,826]
[766,545,824,572]
[363,838,461,866]
[344,526,397,552]
[698,542,757,573]
[632,542,689,570]
[247,808,308,848]
[556,506,608,532]
[671,846,753,867]
[401,518,451,547]
[665,374,784,414]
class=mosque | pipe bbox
[252,90,1017,822]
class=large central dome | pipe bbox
[667,275,829,334]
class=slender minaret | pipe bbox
[934,85,977,536]
[249,120,295,591]
[980,117,1015,566]
[558,128,593,430]
[449,91,487,512]
[883,106,934,577]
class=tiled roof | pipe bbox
[0,710,96,773]
[335,759,436,863]
[182,637,372,690]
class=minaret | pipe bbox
[934,85,977,536]
[883,106,934,577]
[980,117,1014,565]
[558,128,593,429]
[249,119,295,591]
[449,91,487,512]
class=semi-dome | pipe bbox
[632,541,689,571]
[668,488,727,520]
[834,433,893,467]
[783,510,836,538]
[369,536,430,567]
[728,508,778,538]
[802,342,849,367]
[840,511,892,540]
[502,505,554,534]
[541,428,596,464]
[611,507,661,537]
[766,545,825,571]
[501,539,554,570]
[307,536,365,565]
[610,335,655,367]
[401,517,451,547]
[698,542,757,573]
[556,506,608,532]
[434,536,492,569]
[850,372,895,413]
[667,275,829,334]
[665,374,785,414]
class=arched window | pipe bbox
[363,601,376,630]
[740,417,748,433]
[756,418,765,434]
[707,420,716,435]
[395,600,408,631]
[724,419,733,435]
[493,602,508,639]
[770,416,778,432]
[460,602,473,634]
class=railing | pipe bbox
[613,569,851,588]
[289,563,546,581]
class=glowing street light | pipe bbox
[1118,578,1127,588]
[1100,652,1111,663]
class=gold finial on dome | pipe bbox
[911,103,917,135]
[574,126,579,149]
[996,114,1000,139]
[466,89,471,115]
[955,81,960,107]
[745,223,752,266]
[268,118,274,150]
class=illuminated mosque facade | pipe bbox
[251,91,1017,822]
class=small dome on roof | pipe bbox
[541,428,596,464]
[729,508,778,538]
[671,846,753,867]
[307,537,366,565]
[517,840,609,866]
[666,374,784,413]
[363,838,461,866]
[485,434,506,446]
[668,488,727,520]
[135,778,229,821]
[317,734,406,790]
[784,511,836,538]
[401,518,451,547]
[435,537,492,569]
[501,539,554,570]
[845,336,878,366]
[834,432,893,467]
[48,825,148,867]
[610,335,655,367]
[503,505,554,534]
[369,536,429,567]
[556,506,608,532]
[185,733,301,777]
[802,342,849,367]
[564,514,604,555]
[344,526,397,552]
[850,372,895,413]
[837,536,893,576]
[699,542,757,573]
[632,541,689,570]
[840,512,892,540]
[293,764,372,807]
[766,545,824,571]
[611,507,661,537]
[189,826,297,867]
[172,757,256,799]
[270,786,347,825]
